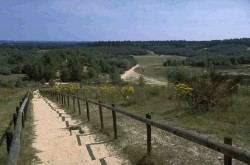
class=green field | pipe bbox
[134,55,250,82]
[134,54,185,66]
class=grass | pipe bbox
[133,54,185,66]
[0,88,37,164]
[19,93,39,165]
[0,74,26,81]
[134,54,250,83]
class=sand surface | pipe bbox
[32,90,123,165]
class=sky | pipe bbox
[0,0,250,41]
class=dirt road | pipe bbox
[32,90,124,165]
[120,64,167,85]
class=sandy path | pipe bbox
[32,90,123,165]
[121,64,167,85]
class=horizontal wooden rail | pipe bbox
[7,93,30,165]
[42,90,250,164]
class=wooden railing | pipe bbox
[41,90,250,164]
[6,92,30,165]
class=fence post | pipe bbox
[85,97,90,122]
[16,107,19,117]
[6,131,12,154]
[63,93,65,105]
[111,104,117,139]
[77,95,81,114]
[19,101,22,107]
[146,114,152,156]
[13,113,17,129]
[224,137,232,165]
[23,102,27,120]
[61,93,63,104]
[99,101,104,129]
[22,112,25,128]
[67,95,70,108]
[73,96,76,111]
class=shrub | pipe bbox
[0,67,11,75]
[186,70,242,110]
[138,75,146,86]
[166,66,190,83]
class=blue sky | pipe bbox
[0,0,250,41]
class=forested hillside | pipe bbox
[1,38,250,83]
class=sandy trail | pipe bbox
[32,90,123,165]
[121,64,167,85]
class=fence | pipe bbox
[41,90,250,164]
[6,92,30,165]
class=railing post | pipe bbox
[19,101,22,107]
[85,97,90,122]
[16,107,19,117]
[63,93,65,105]
[13,113,17,129]
[6,131,12,154]
[146,114,152,156]
[73,96,76,111]
[61,93,63,104]
[224,137,232,165]
[22,112,25,128]
[23,103,27,120]
[77,95,81,114]
[112,104,117,139]
[67,95,70,108]
[99,101,104,129]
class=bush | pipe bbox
[166,66,190,83]
[186,70,242,110]
[0,67,11,75]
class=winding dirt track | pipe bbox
[120,64,167,85]
[32,90,124,165]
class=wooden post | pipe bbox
[13,113,16,129]
[85,97,90,122]
[63,94,66,105]
[16,107,19,117]
[62,116,65,121]
[67,95,70,108]
[112,104,117,139]
[224,137,232,165]
[146,114,152,156]
[73,96,76,111]
[6,131,13,154]
[59,113,62,117]
[61,93,63,104]
[23,103,27,120]
[66,121,69,128]
[77,95,81,114]
[99,101,104,129]
[21,113,25,128]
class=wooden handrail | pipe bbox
[42,90,250,164]
[7,93,30,165]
